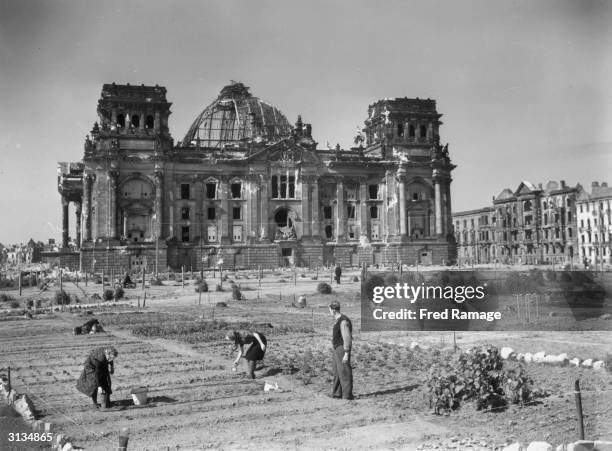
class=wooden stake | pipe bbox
[142,291,146,308]
[141,267,145,291]
[18,272,22,296]
[574,379,585,440]
[182,266,185,289]
[118,427,129,451]
[7,366,11,393]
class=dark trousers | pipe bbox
[247,360,257,379]
[331,346,353,399]
[92,390,111,408]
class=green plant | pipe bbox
[9,300,20,309]
[231,285,242,300]
[316,282,332,294]
[114,286,124,300]
[54,290,71,305]
[195,281,209,293]
[427,345,538,415]
[103,289,114,301]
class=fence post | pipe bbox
[574,379,585,440]
[18,272,22,296]
[118,427,129,451]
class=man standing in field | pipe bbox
[329,300,353,400]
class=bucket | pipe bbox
[129,387,148,406]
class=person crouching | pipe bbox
[76,346,118,409]
[225,330,267,379]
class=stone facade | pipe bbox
[576,182,612,267]
[58,82,457,272]
[454,181,581,265]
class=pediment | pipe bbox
[248,139,324,166]
[515,181,538,195]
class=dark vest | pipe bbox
[332,314,352,349]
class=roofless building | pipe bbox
[57,82,456,271]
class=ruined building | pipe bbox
[453,181,582,265]
[57,82,456,271]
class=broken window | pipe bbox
[233,225,242,242]
[419,124,427,138]
[524,200,532,212]
[568,228,573,238]
[412,192,419,201]
[117,114,125,128]
[231,183,242,199]
[525,215,532,226]
[370,206,378,219]
[181,226,190,242]
[131,114,140,128]
[207,225,217,242]
[206,183,217,199]
[181,207,190,220]
[397,123,404,137]
[207,207,216,220]
[347,204,356,219]
[372,225,380,240]
[272,176,279,198]
[348,225,357,239]
[232,206,241,220]
[282,248,292,257]
[145,115,154,129]
[368,184,379,200]
[280,176,287,198]
[325,225,333,239]
[180,183,190,200]
[408,124,415,138]
[346,187,357,200]
[323,206,332,219]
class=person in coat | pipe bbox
[225,330,267,379]
[334,264,342,284]
[76,346,118,409]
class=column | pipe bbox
[301,177,311,237]
[62,197,69,248]
[195,177,203,241]
[359,180,368,239]
[108,171,118,239]
[154,111,161,132]
[83,174,92,241]
[445,181,453,237]
[154,169,164,238]
[434,178,443,236]
[260,175,269,241]
[248,177,258,242]
[336,179,345,242]
[75,202,82,249]
[398,173,407,239]
[122,210,127,238]
[311,179,320,238]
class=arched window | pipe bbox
[131,114,140,128]
[117,114,125,128]
[397,123,404,137]
[408,124,415,138]
[419,124,427,138]
[145,115,154,129]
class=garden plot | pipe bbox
[0,271,611,450]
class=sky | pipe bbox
[0,0,611,244]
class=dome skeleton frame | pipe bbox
[182,82,292,149]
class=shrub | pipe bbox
[91,293,101,300]
[9,300,20,309]
[316,282,332,294]
[103,289,114,301]
[26,299,34,309]
[216,301,228,308]
[364,275,384,301]
[150,277,163,286]
[195,281,209,293]
[215,284,224,292]
[54,290,71,305]
[34,299,42,308]
[114,286,124,300]
[352,276,359,282]
[604,353,612,374]
[427,345,538,414]
[0,293,14,303]
[231,285,242,300]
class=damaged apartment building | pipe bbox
[57,82,457,271]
